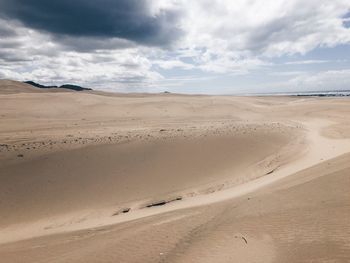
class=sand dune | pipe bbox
[0,80,44,94]
[0,80,77,95]
[0,80,349,262]
[0,131,291,227]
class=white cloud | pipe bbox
[0,48,163,91]
[0,1,350,91]
[269,71,304,76]
[179,0,350,55]
[283,69,350,91]
[170,0,350,74]
[153,59,194,70]
[285,60,329,65]
[198,55,267,74]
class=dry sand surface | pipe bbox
[0,80,350,262]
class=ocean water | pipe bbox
[244,90,350,97]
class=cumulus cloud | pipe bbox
[0,48,164,89]
[286,69,350,91]
[285,60,330,65]
[0,0,349,91]
[181,0,350,55]
[0,0,182,47]
[153,59,194,70]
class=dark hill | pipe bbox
[24,81,92,91]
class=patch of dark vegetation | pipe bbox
[235,235,248,244]
[112,207,131,216]
[146,200,167,207]
[266,169,275,175]
[60,84,91,91]
[121,208,130,213]
[24,81,92,91]
[145,196,182,208]
[24,81,57,89]
[294,91,350,97]
[17,154,24,157]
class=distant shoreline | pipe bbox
[241,90,350,97]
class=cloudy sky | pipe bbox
[0,0,350,94]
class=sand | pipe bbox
[0,80,350,262]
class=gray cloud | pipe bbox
[56,36,135,52]
[0,0,182,47]
[0,50,31,63]
[0,0,349,93]
[343,11,350,28]
[0,26,17,37]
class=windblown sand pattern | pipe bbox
[0,80,349,262]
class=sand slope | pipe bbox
[0,79,44,94]
[0,131,291,227]
[0,80,349,262]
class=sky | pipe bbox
[0,0,350,94]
